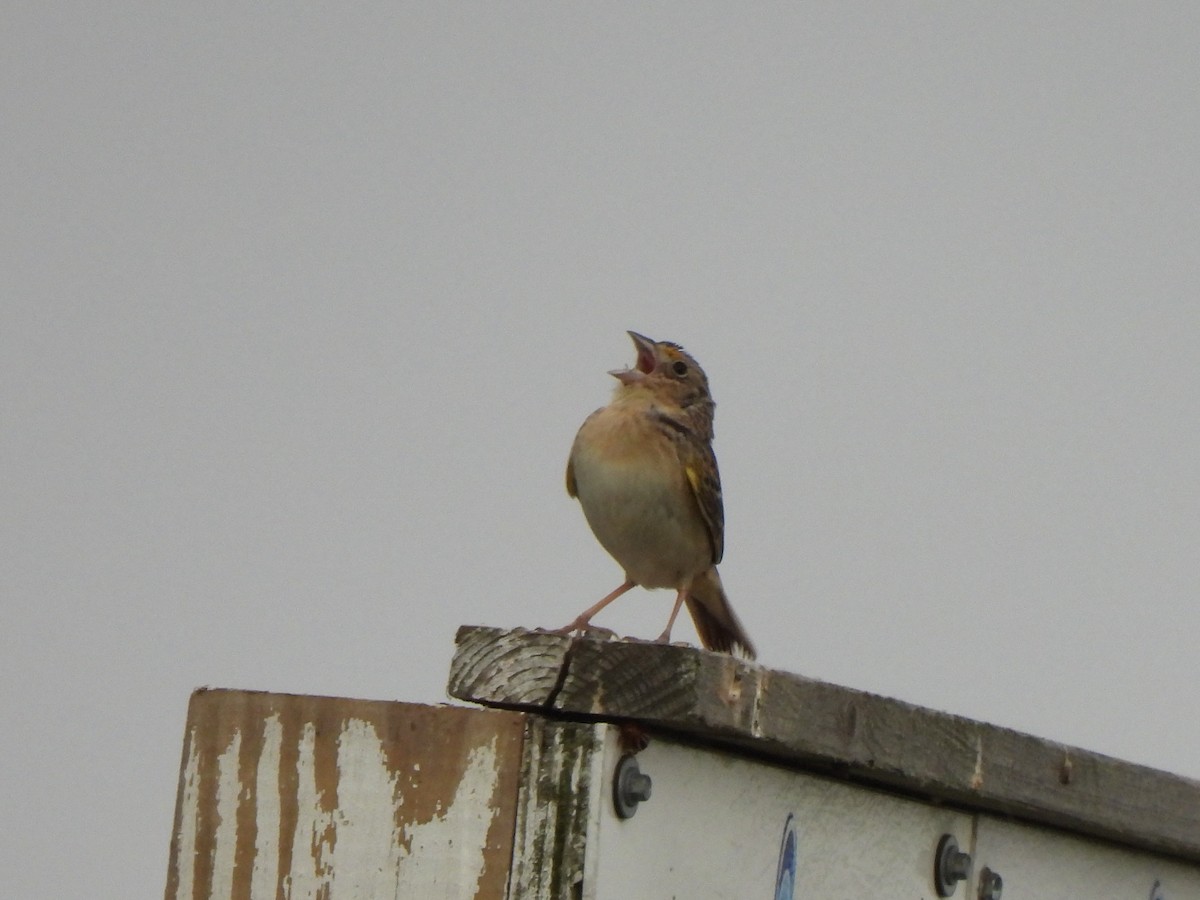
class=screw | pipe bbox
[978,867,1003,900]
[935,834,973,897]
[613,753,651,819]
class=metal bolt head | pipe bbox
[935,834,973,897]
[978,867,1003,900]
[613,753,652,819]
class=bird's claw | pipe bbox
[553,621,619,641]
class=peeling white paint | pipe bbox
[171,730,202,900]
[397,738,499,894]
[290,717,406,899]
[250,714,282,898]
[210,728,241,899]
[171,712,505,899]
[287,720,344,899]
[284,718,503,898]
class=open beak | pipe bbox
[627,331,658,372]
[610,330,658,384]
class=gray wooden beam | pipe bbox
[448,625,1200,863]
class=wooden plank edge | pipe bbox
[447,624,1200,863]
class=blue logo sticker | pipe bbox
[773,813,797,900]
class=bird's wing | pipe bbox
[565,454,577,498]
[566,408,604,498]
[678,434,725,565]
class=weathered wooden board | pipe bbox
[164,689,526,900]
[506,717,606,899]
[448,625,1200,864]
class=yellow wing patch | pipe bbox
[682,454,724,564]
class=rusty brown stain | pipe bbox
[163,710,198,900]
[230,705,265,900]
[180,692,273,900]
[309,704,342,890]
[381,709,480,852]
[274,701,302,900]
[191,715,220,900]
[378,704,525,897]
[163,702,197,900]
[166,690,526,900]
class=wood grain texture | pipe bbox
[505,717,604,899]
[448,625,1200,863]
[449,626,572,707]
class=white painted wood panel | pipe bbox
[164,691,524,900]
[592,731,974,899]
[973,816,1200,900]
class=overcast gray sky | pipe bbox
[4,4,1199,896]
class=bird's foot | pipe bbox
[552,620,619,641]
[651,630,694,650]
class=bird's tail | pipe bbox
[686,568,756,659]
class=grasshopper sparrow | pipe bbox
[563,331,756,658]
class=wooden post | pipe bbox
[165,627,1200,899]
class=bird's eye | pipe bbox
[672,360,688,376]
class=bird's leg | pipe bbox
[655,589,688,643]
[557,579,635,634]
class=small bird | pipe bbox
[562,331,756,658]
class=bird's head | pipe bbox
[610,331,714,415]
